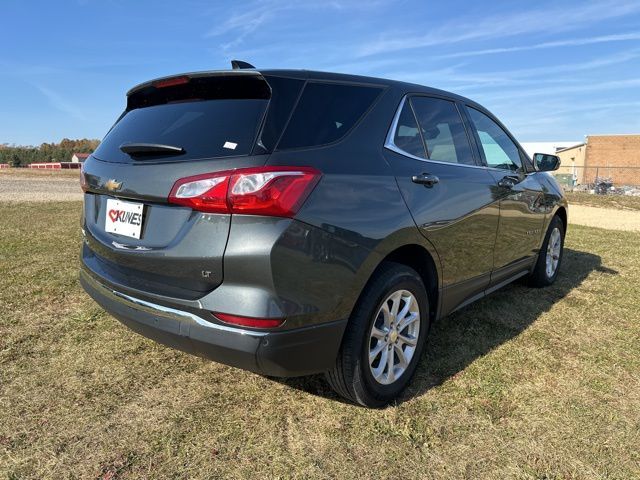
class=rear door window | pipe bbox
[277,82,382,150]
[392,100,427,159]
[409,97,475,165]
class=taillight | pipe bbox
[213,312,285,329]
[80,165,88,192]
[169,173,230,213]
[168,166,321,217]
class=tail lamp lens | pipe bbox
[170,175,230,213]
[168,166,321,217]
[213,312,285,328]
[80,166,88,192]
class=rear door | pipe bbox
[464,106,546,285]
[81,72,304,298]
[383,95,500,314]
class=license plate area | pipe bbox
[105,198,144,239]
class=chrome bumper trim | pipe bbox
[81,270,268,337]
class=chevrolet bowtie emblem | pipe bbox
[104,179,123,192]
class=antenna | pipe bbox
[231,60,255,70]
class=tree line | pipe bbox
[0,138,100,167]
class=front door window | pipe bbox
[467,107,522,171]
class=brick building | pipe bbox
[556,134,640,187]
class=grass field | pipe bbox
[1,202,639,479]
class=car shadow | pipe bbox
[273,248,615,406]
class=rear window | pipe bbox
[93,75,270,163]
[276,82,382,150]
[93,100,268,163]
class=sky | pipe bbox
[1,0,639,146]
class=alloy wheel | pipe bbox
[545,227,562,278]
[368,289,420,385]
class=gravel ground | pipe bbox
[568,204,640,232]
[0,174,83,202]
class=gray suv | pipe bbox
[80,65,567,407]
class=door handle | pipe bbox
[412,173,440,187]
[498,175,519,189]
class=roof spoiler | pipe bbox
[126,69,264,97]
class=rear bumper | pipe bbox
[80,269,347,377]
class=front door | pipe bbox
[465,106,546,284]
[383,95,500,315]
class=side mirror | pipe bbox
[533,153,561,172]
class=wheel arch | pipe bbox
[382,244,439,322]
[349,243,441,325]
[555,205,567,232]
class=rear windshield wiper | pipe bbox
[119,142,185,156]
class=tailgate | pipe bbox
[80,71,282,298]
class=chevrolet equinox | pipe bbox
[80,65,567,407]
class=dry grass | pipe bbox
[565,191,640,211]
[1,202,639,479]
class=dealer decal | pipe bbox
[108,209,142,225]
[105,198,145,239]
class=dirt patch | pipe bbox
[565,192,640,212]
[568,204,640,232]
[0,174,82,202]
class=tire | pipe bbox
[528,215,565,288]
[325,262,430,407]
